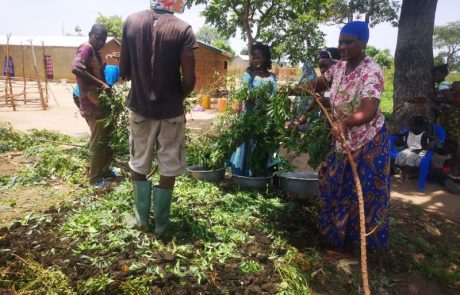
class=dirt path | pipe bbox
[0,82,219,137]
[2,83,459,222]
[0,83,89,137]
[392,180,460,222]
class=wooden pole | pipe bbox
[306,87,371,295]
[5,34,16,111]
[3,46,8,105]
[21,43,26,104]
[30,41,47,110]
[41,41,49,104]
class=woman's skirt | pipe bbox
[319,123,391,249]
[395,148,426,168]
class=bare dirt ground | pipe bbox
[1,83,459,224]
[0,152,76,227]
[0,82,89,137]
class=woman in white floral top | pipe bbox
[291,21,390,251]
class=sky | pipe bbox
[1,0,458,55]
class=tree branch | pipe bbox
[242,0,254,51]
[254,0,275,40]
[365,0,375,23]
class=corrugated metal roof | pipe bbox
[197,41,231,59]
[233,54,290,64]
[0,35,118,47]
[234,54,249,61]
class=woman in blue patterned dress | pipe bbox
[230,42,278,176]
[290,22,390,250]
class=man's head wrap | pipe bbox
[340,21,369,43]
[150,0,185,14]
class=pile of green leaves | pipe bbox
[0,125,88,187]
[54,176,316,294]
[187,135,228,169]
[187,110,240,170]
[0,123,28,153]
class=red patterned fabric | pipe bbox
[44,55,53,79]
[324,56,385,151]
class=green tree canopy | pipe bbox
[214,40,235,57]
[196,26,235,57]
[326,0,400,27]
[96,14,123,39]
[365,45,393,68]
[74,26,83,36]
[434,21,460,69]
[186,0,328,64]
[196,26,221,45]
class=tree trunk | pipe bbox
[242,1,254,54]
[393,0,438,130]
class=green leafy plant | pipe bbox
[98,84,131,160]
[217,83,291,176]
[2,256,73,294]
[240,260,263,273]
[187,135,228,170]
[77,274,114,294]
[285,106,332,170]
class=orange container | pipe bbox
[200,95,211,109]
[217,98,227,112]
[232,100,239,111]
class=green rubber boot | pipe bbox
[133,181,152,231]
[153,186,173,237]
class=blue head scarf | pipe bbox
[340,21,369,43]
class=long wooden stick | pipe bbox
[21,43,26,104]
[30,41,47,110]
[5,34,16,111]
[34,138,85,148]
[304,87,371,295]
[41,41,49,104]
[2,52,6,104]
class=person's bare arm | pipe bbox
[180,49,196,98]
[342,97,380,127]
[72,67,110,90]
[289,76,331,96]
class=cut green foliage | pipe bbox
[77,274,114,294]
[0,256,73,294]
[0,123,87,187]
[99,84,130,160]
[187,135,229,170]
[240,260,263,273]
[0,122,77,154]
[1,115,459,294]
[226,83,291,176]
[285,106,332,170]
[188,83,290,175]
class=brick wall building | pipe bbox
[194,41,230,95]
[1,36,230,93]
[0,36,120,82]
